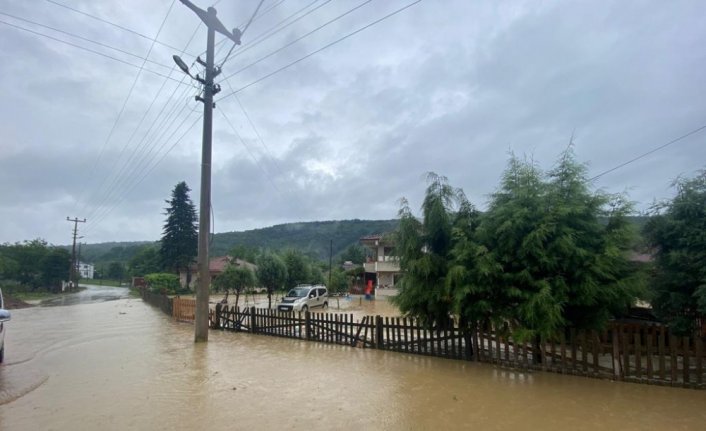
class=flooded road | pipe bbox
[1,285,705,430]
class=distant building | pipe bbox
[78,262,94,279]
[180,256,257,289]
[360,234,402,293]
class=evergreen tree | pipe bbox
[644,170,706,334]
[479,151,639,340]
[392,173,467,327]
[160,182,198,285]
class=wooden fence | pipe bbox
[212,305,706,389]
[173,297,196,322]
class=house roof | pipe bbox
[187,256,257,273]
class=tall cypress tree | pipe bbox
[160,181,198,286]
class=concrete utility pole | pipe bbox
[175,0,241,342]
[66,217,86,291]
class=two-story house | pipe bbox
[360,234,402,294]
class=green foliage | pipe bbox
[228,244,259,263]
[282,249,311,289]
[0,239,71,291]
[144,273,180,295]
[338,244,366,265]
[40,248,70,289]
[328,268,349,293]
[210,219,399,260]
[127,244,163,277]
[106,262,126,280]
[477,151,639,338]
[392,173,469,327]
[256,253,287,308]
[160,181,198,276]
[644,170,706,335]
[395,152,642,338]
[213,264,256,308]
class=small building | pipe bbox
[180,256,257,289]
[360,234,402,294]
[78,262,94,279]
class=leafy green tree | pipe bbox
[1,239,48,288]
[644,170,706,334]
[40,248,70,290]
[282,249,310,289]
[328,268,349,293]
[392,173,468,327]
[107,261,126,281]
[213,264,256,308]
[160,182,198,285]
[144,273,180,294]
[338,244,366,264]
[479,152,639,340]
[0,254,20,281]
[128,244,163,277]
[228,244,259,263]
[256,253,287,309]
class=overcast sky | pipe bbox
[1,0,704,246]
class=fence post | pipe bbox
[463,325,473,361]
[612,324,622,379]
[214,303,222,329]
[305,311,311,341]
[375,315,384,349]
[250,306,257,334]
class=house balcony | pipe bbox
[364,260,401,273]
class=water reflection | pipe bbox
[1,292,705,430]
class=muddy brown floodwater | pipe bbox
[1,285,705,430]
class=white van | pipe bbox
[277,285,328,312]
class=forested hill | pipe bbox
[210,219,400,259]
[76,219,399,265]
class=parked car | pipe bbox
[0,288,11,363]
[277,285,328,312]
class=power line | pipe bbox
[0,18,184,82]
[218,0,375,83]
[84,111,203,235]
[589,123,706,182]
[0,11,175,71]
[218,108,283,196]
[218,0,266,68]
[217,0,423,102]
[80,21,206,219]
[217,0,332,67]
[44,0,198,58]
[77,0,177,217]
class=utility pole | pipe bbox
[66,217,86,291]
[328,239,333,288]
[175,0,241,342]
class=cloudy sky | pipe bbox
[1,0,704,245]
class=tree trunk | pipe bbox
[268,290,272,309]
[235,290,240,309]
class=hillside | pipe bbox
[210,219,400,259]
[77,219,399,265]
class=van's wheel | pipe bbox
[0,346,4,363]
[323,302,328,309]
[301,305,308,313]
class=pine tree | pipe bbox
[160,182,198,285]
[644,170,706,335]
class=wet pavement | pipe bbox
[1,284,705,430]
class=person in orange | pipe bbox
[365,280,373,300]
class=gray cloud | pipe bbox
[1,0,705,245]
